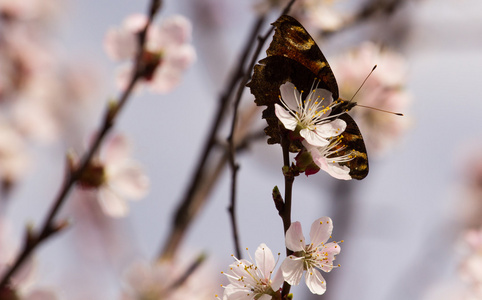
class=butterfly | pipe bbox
[247,15,368,180]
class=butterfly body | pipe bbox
[248,15,369,180]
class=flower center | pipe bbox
[279,81,342,131]
[320,135,356,164]
[78,161,106,188]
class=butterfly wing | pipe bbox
[248,14,369,179]
[335,114,369,180]
[268,15,339,99]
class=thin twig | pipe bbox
[279,129,294,300]
[159,10,269,261]
[226,14,266,260]
[0,0,161,289]
[225,0,297,261]
[169,252,206,290]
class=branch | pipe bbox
[158,11,268,261]
[224,0,297,262]
[279,129,294,300]
[0,0,162,289]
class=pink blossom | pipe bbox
[77,134,149,218]
[303,140,352,180]
[0,30,99,143]
[254,0,344,32]
[331,42,412,156]
[465,229,482,251]
[0,121,30,188]
[280,217,341,295]
[104,14,196,94]
[121,259,214,300]
[460,228,482,290]
[0,0,61,22]
[221,243,283,300]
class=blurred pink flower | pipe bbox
[460,228,482,289]
[104,14,196,94]
[0,121,30,190]
[12,63,99,143]
[221,243,283,300]
[77,134,149,218]
[460,253,482,287]
[422,282,482,300]
[121,259,214,300]
[456,149,482,228]
[0,0,61,23]
[254,0,344,32]
[0,23,99,144]
[465,229,482,251]
[331,42,412,156]
[280,217,341,295]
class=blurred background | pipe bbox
[2,0,482,299]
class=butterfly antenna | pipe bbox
[350,65,404,117]
[356,105,404,116]
[348,65,377,103]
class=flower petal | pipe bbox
[103,28,137,61]
[25,289,58,300]
[123,14,148,32]
[98,188,129,217]
[228,260,256,286]
[270,268,285,291]
[104,134,131,164]
[305,268,327,295]
[311,88,333,111]
[318,242,341,272]
[259,294,272,300]
[309,217,333,246]
[224,285,252,300]
[279,82,299,112]
[313,119,346,139]
[275,104,298,131]
[108,162,149,200]
[285,221,305,252]
[104,14,147,61]
[255,243,275,280]
[123,261,152,293]
[149,64,183,94]
[300,128,329,147]
[280,256,304,286]
[320,160,351,180]
[156,15,192,47]
[165,44,197,71]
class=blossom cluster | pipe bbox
[255,0,345,32]
[0,0,99,194]
[331,42,411,157]
[272,43,410,180]
[275,81,354,180]
[0,5,197,297]
[121,259,215,300]
[104,14,196,94]
[220,217,341,299]
[75,134,150,218]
